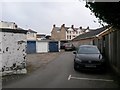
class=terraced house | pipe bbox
[51,24,91,41]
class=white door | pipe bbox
[36,42,48,53]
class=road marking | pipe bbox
[68,75,114,82]
[68,75,71,80]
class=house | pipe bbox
[72,26,108,48]
[26,29,37,54]
[51,24,91,41]
[27,29,37,41]
[36,34,46,40]
[0,21,18,29]
[0,28,27,76]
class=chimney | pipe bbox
[53,24,56,28]
[79,26,82,29]
[71,25,74,29]
[61,24,65,27]
[87,26,89,29]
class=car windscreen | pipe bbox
[78,47,100,54]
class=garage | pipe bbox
[36,40,49,53]
[49,41,59,52]
[36,40,60,53]
[27,41,36,54]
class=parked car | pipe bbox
[60,42,66,49]
[73,45,105,71]
[64,43,75,51]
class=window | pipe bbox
[70,35,71,39]
[78,47,100,54]
[67,31,69,34]
[67,35,69,39]
[76,31,78,34]
[73,35,76,38]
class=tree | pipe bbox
[85,1,120,28]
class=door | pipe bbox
[49,42,59,52]
[27,41,36,54]
[36,42,48,53]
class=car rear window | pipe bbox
[65,43,72,47]
[78,46,100,54]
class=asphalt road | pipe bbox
[3,52,120,88]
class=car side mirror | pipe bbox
[73,51,76,54]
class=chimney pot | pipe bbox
[71,25,74,29]
[62,24,65,27]
[53,24,56,27]
[79,26,82,29]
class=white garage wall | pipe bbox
[36,41,49,53]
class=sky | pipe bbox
[0,0,104,35]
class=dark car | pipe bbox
[64,43,75,51]
[73,45,105,71]
[60,41,68,49]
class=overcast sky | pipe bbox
[0,0,103,35]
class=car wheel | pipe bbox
[74,62,78,71]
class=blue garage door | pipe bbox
[49,42,59,52]
[27,41,36,54]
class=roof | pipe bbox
[72,26,108,41]
[37,40,59,42]
[37,34,46,36]
[0,28,27,34]
[37,34,46,38]
[54,27,61,31]
[54,26,94,32]
[27,29,37,33]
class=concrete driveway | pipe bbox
[2,52,120,88]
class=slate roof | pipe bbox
[72,26,108,41]
[37,34,46,38]
[28,29,37,33]
[54,27,61,31]
[54,26,96,32]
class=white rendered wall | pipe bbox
[1,32,27,76]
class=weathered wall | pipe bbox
[0,31,27,76]
[0,21,17,29]
[94,28,120,75]
[60,27,66,41]
[117,29,120,74]
[0,31,1,90]
[27,32,37,41]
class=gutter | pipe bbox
[96,26,113,37]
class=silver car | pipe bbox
[73,45,105,71]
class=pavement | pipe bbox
[2,51,120,88]
[2,51,62,86]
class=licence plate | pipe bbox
[85,65,96,68]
